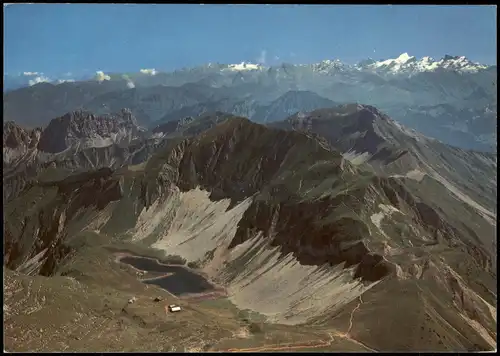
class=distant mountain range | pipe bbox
[3,53,497,152]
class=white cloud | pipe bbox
[95,71,111,82]
[257,50,267,65]
[139,68,157,76]
[22,71,50,85]
[28,76,50,86]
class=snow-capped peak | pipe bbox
[225,62,262,71]
[319,59,342,65]
[396,52,413,62]
[311,59,349,73]
[361,53,487,75]
[369,53,417,70]
[437,55,487,72]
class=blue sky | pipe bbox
[4,4,497,77]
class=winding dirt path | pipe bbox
[347,295,363,335]
[225,333,335,352]
[224,295,376,353]
[225,330,376,352]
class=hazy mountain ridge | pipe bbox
[154,90,337,126]
[4,53,492,91]
[4,53,496,151]
[272,105,497,216]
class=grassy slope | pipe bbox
[4,236,367,352]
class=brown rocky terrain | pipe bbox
[3,109,497,352]
[2,109,154,202]
[37,108,145,153]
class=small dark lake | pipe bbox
[120,256,214,296]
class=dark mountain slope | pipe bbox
[82,83,223,124]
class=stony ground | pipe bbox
[3,242,369,353]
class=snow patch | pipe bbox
[391,169,426,182]
[225,62,262,71]
[342,150,372,165]
[55,79,75,84]
[370,204,402,239]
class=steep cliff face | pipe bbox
[3,110,157,202]
[229,197,391,282]
[3,121,42,165]
[4,121,42,150]
[37,108,145,153]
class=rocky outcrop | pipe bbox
[4,168,123,275]
[3,121,42,150]
[3,110,158,202]
[37,108,145,153]
[3,121,42,164]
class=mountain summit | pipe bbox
[360,53,488,75]
[37,108,145,153]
